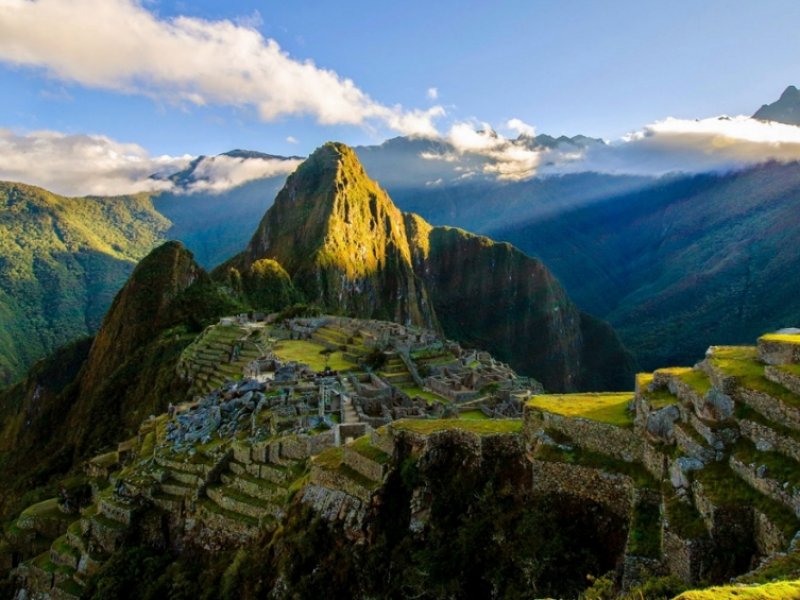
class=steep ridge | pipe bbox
[225,143,634,391]
[0,242,239,504]
[0,182,170,386]
[222,142,437,329]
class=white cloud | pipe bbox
[0,129,302,196]
[543,115,800,176]
[421,121,542,181]
[427,87,439,100]
[186,154,301,193]
[0,0,444,136]
[0,129,190,196]
[286,136,298,144]
[506,118,536,137]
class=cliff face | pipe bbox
[230,143,436,328]
[225,143,634,391]
[406,218,583,391]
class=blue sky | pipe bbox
[1,0,799,158]
[3,0,800,197]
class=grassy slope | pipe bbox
[0,182,170,385]
[527,392,634,427]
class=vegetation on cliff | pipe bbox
[0,182,170,386]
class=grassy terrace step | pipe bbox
[56,577,84,598]
[196,497,260,528]
[32,549,77,578]
[349,436,391,465]
[636,373,679,409]
[50,535,80,568]
[527,393,635,427]
[220,471,283,502]
[694,460,799,540]
[206,483,281,520]
[533,442,658,490]
[391,418,523,436]
[312,447,381,494]
[732,438,800,490]
[708,346,800,409]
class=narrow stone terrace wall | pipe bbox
[524,407,643,463]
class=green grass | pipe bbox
[21,497,73,521]
[349,436,390,465]
[399,386,447,403]
[709,346,800,408]
[779,363,800,378]
[460,409,489,420]
[674,580,800,599]
[313,446,344,470]
[392,418,522,436]
[527,392,635,427]
[695,460,799,540]
[760,333,800,345]
[738,550,800,584]
[733,439,800,490]
[664,487,709,540]
[628,500,662,558]
[272,339,355,372]
[677,369,712,396]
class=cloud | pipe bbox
[0,129,301,196]
[185,154,301,193]
[427,87,439,100]
[286,136,298,144]
[0,129,190,196]
[0,0,444,136]
[506,118,536,137]
[421,121,542,181]
[542,115,800,176]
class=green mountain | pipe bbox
[493,161,800,370]
[0,241,238,504]
[223,142,634,391]
[0,182,171,386]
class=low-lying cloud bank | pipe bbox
[0,0,443,137]
[420,115,800,183]
[0,130,300,197]
[543,115,800,177]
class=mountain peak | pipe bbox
[753,85,800,124]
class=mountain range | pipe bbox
[2,88,800,387]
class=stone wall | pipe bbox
[765,366,800,396]
[759,339,800,365]
[343,446,386,482]
[739,418,800,463]
[524,407,643,463]
[729,455,800,517]
[310,464,375,504]
[753,508,789,555]
[662,530,711,584]
[737,388,800,431]
[530,459,635,519]
[300,484,369,542]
